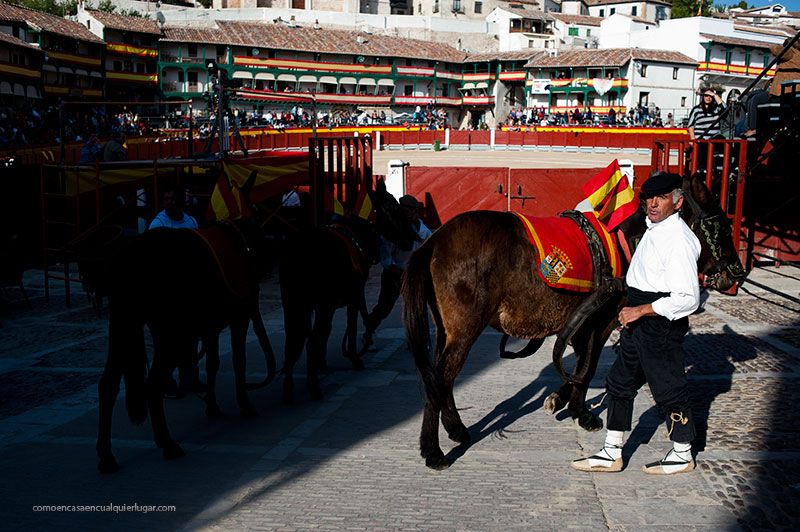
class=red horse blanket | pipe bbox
[513,212,621,293]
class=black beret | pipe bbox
[640,172,682,199]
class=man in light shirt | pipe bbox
[572,172,701,475]
[363,195,432,350]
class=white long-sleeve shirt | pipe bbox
[626,212,701,320]
[379,220,432,270]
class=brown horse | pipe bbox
[279,179,419,403]
[402,173,745,469]
[96,219,276,474]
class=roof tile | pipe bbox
[162,21,467,63]
[0,2,102,43]
[85,8,161,36]
[524,47,696,68]
[0,29,41,50]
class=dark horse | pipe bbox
[279,179,418,403]
[96,219,277,473]
[403,173,746,469]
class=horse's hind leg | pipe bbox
[231,317,257,418]
[148,339,184,459]
[204,334,222,418]
[439,334,480,446]
[306,305,335,401]
[281,305,307,404]
[419,326,447,470]
[96,365,122,474]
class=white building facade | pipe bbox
[621,16,784,106]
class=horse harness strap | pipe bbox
[551,211,626,385]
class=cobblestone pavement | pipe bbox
[0,263,798,531]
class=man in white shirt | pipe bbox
[572,172,701,475]
[363,195,432,349]
[147,184,201,398]
[148,185,198,231]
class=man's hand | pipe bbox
[618,304,656,327]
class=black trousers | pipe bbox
[606,288,695,444]
[365,267,403,332]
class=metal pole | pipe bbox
[188,100,194,159]
[311,95,317,139]
[59,100,65,164]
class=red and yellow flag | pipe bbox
[209,152,310,221]
[578,159,637,231]
[208,172,251,221]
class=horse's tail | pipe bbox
[107,302,148,425]
[402,239,442,410]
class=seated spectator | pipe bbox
[80,135,102,165]
[101,132,127,162]
[148,184,198,230]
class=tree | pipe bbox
[8,0,79,16]
[96,0,116,13]
[671,0,712,18]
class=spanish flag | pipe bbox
[576,159,637,231]
[209,153,310,221]
[208,171,251,221]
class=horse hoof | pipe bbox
[576,413,604,432]
[206,404,223,418]
[424,451,449,470]
[447,426,472,445]
[97,456,120,474]
[162,442,185,460]
[543,392,565,415]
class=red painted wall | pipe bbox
[406,165,650,228]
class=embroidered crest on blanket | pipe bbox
[513,212,621,292]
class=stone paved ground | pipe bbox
[0,263,798,531]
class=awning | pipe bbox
[277,73,296,82]
[90,71,103,78]
[26,85,41,98]
[255,72,275,81]
[377,79,394,86]
[0,82,12,95]
[475,81,489,89]
[319,76,337,84]
[75,69,89,77]
[58,66,73,74]
[232,71,253,80]
[358,78,377,86]
[42,65,56,72]
[298,75,317,83]
[13,84,25,96]
[339,77,357,85]
[461,82,475,90]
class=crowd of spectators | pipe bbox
[2,99,694,151]
[0,104,152,149]
[501,103,681,130]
